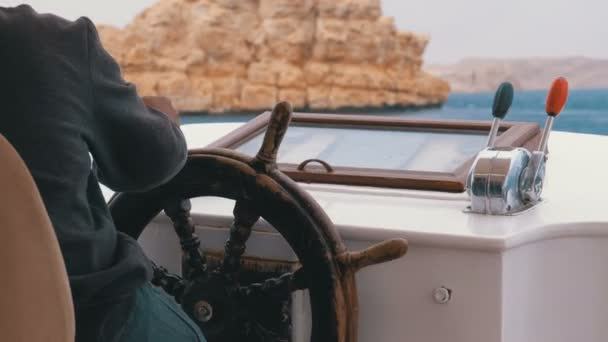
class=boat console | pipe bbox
[97,77,608,342]
[466,78,569,215]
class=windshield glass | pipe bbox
[236,124,487,172]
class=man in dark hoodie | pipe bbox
[0,5,205,342]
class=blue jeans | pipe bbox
[119,283,206,342]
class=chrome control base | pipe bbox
[463,198,545,216]
[466,147,546,216]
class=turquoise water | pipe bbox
[181,89,608,135]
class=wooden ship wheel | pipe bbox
[108,102,408,342]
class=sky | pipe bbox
[2,0,607,64]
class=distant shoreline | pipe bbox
[427,56,608,93]
[180,88,608,117]
[179,102,444,117]
[180,90,608,136]
[448,87,608,95]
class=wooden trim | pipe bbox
[206,112,542,192]
[207,111,270,149]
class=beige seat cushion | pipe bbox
[0,134,75,342]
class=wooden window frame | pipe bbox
[206,112,541,192]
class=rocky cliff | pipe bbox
[428,57,608,93]
[98,0,450,113]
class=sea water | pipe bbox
[181,89,608,136]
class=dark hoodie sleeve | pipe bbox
[82,18,187,192]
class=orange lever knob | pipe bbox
[545,77,569,116]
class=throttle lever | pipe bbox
[520,77,568,203]
[539,77,568,153]
[487,82,514,148]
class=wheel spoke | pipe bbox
[164,199,208,279]
[222,201,260,277]
[151,262,186,302]
[236,268,307,300]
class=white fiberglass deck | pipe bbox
[132,122,607,252]
[102,121,608,342]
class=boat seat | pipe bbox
[0,134,75,342]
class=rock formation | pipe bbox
[98,0,450,113]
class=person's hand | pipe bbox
[141,96,180,125]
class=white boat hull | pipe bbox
[139,216,608,342]
[101,123,608,342]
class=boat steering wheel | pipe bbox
[108,102,408,342]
